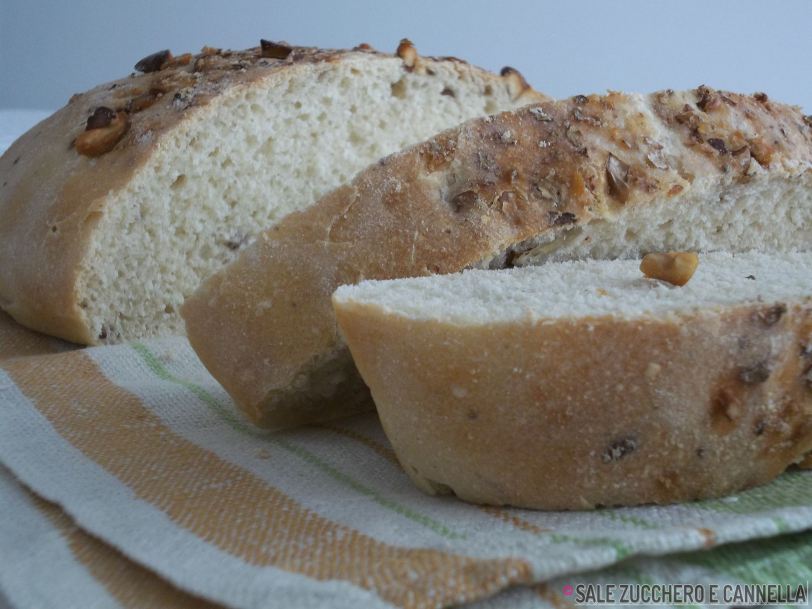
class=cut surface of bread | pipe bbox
[339,251,812,321]
[183,87,812,430]
[0,41,543,344]
[333,251,812,509]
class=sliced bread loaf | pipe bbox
[333,251,812,509]
[0,40,544,344]
[183,88,812,429]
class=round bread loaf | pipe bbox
[333,251,812,509]
[0,40,544,344]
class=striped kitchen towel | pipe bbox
[3,464,811,609]
[0,311,811,609]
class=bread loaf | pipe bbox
[0,40,543,344]
[183,87,812,429]
[333,251,812,509]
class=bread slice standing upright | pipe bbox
[333,251,812,509]
[183,88,812,429]
[0,40,544,344]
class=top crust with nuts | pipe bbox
[182,86,812,428]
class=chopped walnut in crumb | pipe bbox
[75,109,129,157]
[165,53,193,68]
[134,50,172,73]
[640,252,699,286]
[396,39,417,69]
[500,67,531,100]
[127,91,160,113]
[260,39,292,59]
[755,303,786,326]
[85,106,116,130]
[606,153,630,203]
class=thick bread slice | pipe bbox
[182,88,812,429]
[0,41,543,344]
[333,251,812,509]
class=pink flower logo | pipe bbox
[562,584,574,597]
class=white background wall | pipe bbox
[1,0,810,112]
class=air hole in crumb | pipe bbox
[50,225,58,233]
[483,84,493,96]
[601,437,637,462]
[170,174,187,190]
[441,87,456,98]
[259,136,274,157]
[390,78,407,99]
[164,304,175,314]
[484,100,498,114]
